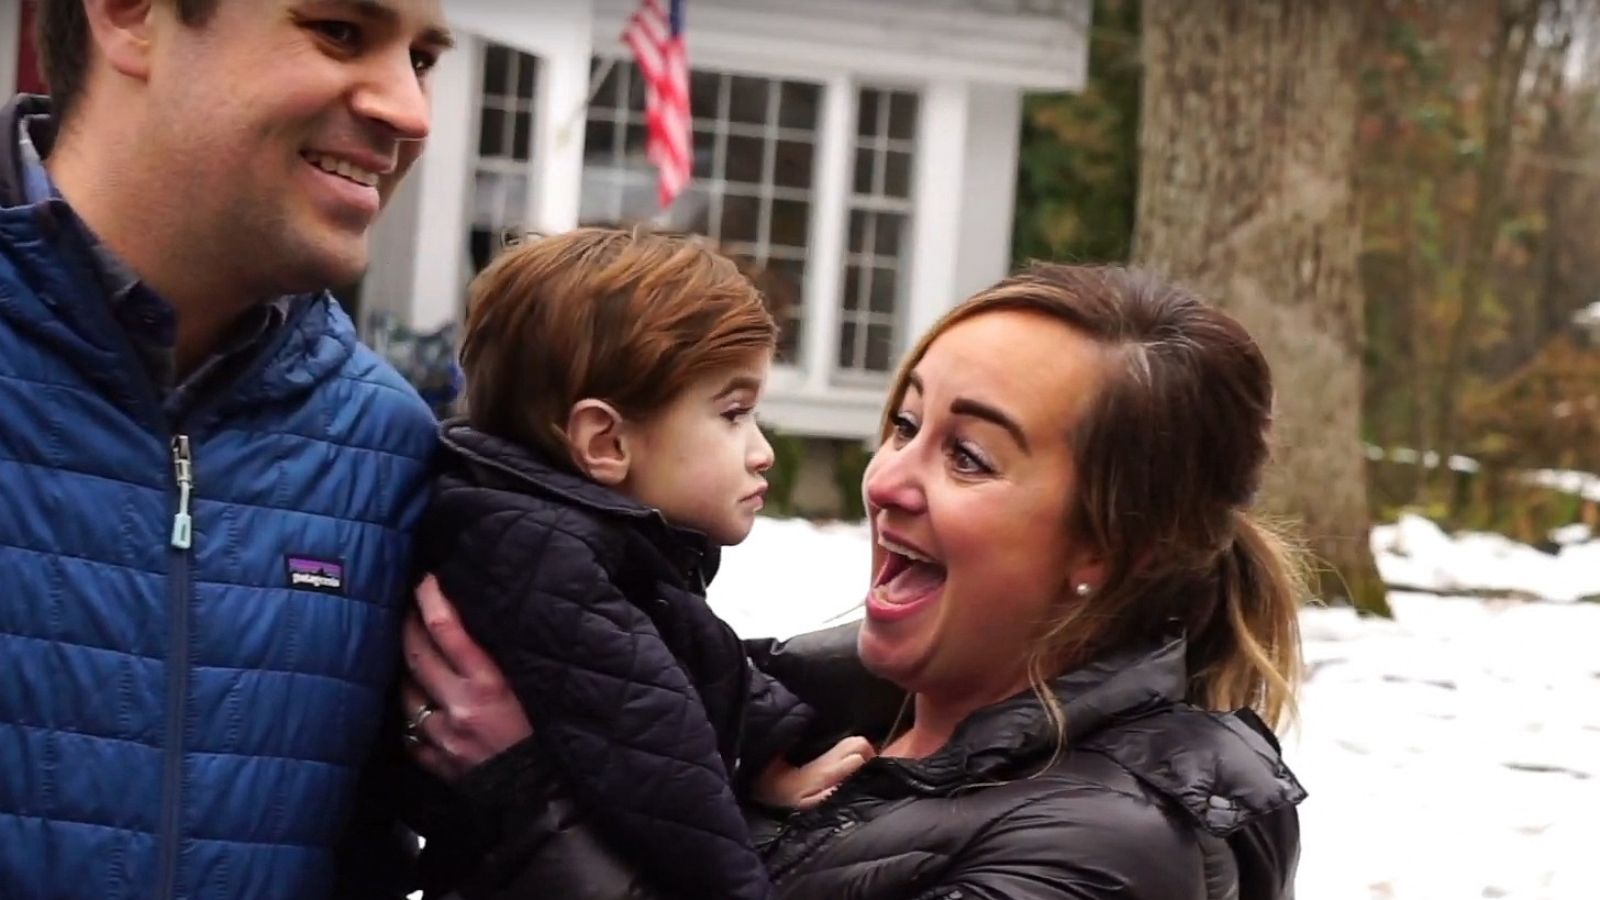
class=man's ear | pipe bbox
[565,399,631,486]
[83,0,159,82]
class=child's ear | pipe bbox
[565,399,631,485]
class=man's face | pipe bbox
[144,0,451,293]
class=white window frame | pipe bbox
[0,1,21,99]
[467,43,542,278]
[578,36,937,437]
[832,84,919,388]
[580,58,824,367]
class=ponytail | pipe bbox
[1188,511,1307,729]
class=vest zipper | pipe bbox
[156,434,195,899]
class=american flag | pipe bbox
[622,0,691,210]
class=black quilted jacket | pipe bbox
[463,625,1308,900]
[409,421,813,900]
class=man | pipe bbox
[0,1,452,897]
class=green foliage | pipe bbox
[761,426,806,518]
[1357,0,1600,534]
[833,441,872,522]
[1012,0,1141,267]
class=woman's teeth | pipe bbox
[877,536,936,564]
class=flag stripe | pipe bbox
[622,0,691,209]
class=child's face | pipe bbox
[625,354,776,545]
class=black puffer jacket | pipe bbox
[489,623,1307,900]
[410,421,813,900]
[746,625,1307,900]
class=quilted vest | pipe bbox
[0,201,436,898]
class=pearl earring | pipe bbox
[1075,582,1093,597]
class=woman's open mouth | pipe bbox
[867,534,946,622]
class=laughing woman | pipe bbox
[403,263,1308,900]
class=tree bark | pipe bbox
[1134,0,1388,614]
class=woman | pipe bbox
[399,263,1308,899]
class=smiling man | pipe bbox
[0,1,451,897]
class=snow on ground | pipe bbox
[709,516,1600,900]
[1373,513,1600,603]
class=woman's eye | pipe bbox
[412,50,440,75]
[951,443,993,475]
[889,412,918,441]
[723,406,754,423]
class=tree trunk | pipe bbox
[1134,0,1387,614]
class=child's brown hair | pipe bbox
[460,227,777,462]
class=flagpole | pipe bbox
[556,56,619,148]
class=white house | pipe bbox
[367,0,1089,441]
[0,0,1089,442]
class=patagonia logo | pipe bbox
[286,556,345,595]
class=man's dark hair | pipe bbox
[34,0,221,121]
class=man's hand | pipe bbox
[401,575,533,781]
[750,736,875,810]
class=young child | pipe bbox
[411,228,872,900]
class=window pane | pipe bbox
[874,213,904,258]
[479,109,506,157]
[842,266,862,312]
[728,75,769,125]
[725,135,765,184]
[484,45,510,95]
[583,119,615,163]
[758,258,806,363]
[512,112,533,161]
[884,150,913,199]
[625,123,649,160]
[516,54,537,99]
[582,61,824,353]
[848,210,869,253]
[869,267,897,313]
[840,89,917,377]
[888,92,918,140]
[838,321,859,369]
[779,82,820,130]
[692,129,717,179]
[626,64,647,110]
[770,199,809,248]
[690,70,722,119]
[720,194,761,244]
[773,140,813,190]
[853,147,875,195]
[856,91,880,138]
[865,324,893,371]
[469,228,497,275]
[593,58,622,110]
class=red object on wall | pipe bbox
[17,1,47,95]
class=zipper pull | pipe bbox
[170,435,194,550]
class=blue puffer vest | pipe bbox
[0,191,437,893]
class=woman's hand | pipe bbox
[751,736,876,809]
[401,575,533,781]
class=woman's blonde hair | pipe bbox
[882,264,1305,733]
